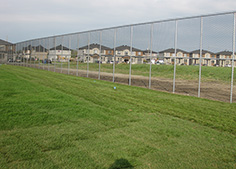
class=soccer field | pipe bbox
[0,65,236,168]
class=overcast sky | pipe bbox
[1,0,236,43]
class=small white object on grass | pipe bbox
[114,87,116,89]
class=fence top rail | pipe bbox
[16,10,236,44]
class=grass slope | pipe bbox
[0,65,236,168]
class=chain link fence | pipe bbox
[2,11,236,103]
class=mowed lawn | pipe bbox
[56,62,235,83]
[0,65,236,168]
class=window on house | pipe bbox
[0,45,5,51]
[138,52,141,55]
[125,51,128,55]
[94,49,98,54]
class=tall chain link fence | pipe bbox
[1,11,236,103]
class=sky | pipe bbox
[0,0,236,43]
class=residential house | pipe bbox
[33,45,48,61]
[0,39,15,62]
[49,45,71,61]
[216,51,236,67]
[24,45,48,61]
[142,49,158,62]
[159,48,189,65]
[190,50,216,66]
[78,43,113,63]
[115,45,144,64]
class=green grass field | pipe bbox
[0,65,236,168]
[50,62,236,83]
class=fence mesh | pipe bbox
[4,11,236,103]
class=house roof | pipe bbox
[50,45,70,50]
[216,50,235,55]
[143,49,158,54]
[0,39,13,45]
[23,45,47,52]
[190,49,215,55]
[34,45,48,52]
[115,45,143,52]
[79,43,112,50]
[159,48,189,54]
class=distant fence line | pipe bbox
[1,11,236,103]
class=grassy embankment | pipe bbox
[0,65,235,168]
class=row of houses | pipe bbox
[71,43,236,67]
[159,48,236,67]
[49,43,236,66]
[1,39,235,66]
[0,39,15,62]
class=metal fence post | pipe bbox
[54,37,56,72]
[68,36,71,75]
[38,39,40,69]
[87,33,90,77]
[61,36,63,74]
[19,43,21,65]
[14,43,16,66]
[48,38,50,71]
[15,43,17,66]
[113,29,117,83]
[76,34,79,77]
[149,24,153,89]
[23,43,25,67]
[33,41,36,68]
[21,43,23,66]
[230,13,236,103]
[19,43,21,66]
[98,31,102,80]
[34,40,36,68]
[173,20,178,93]
[198,17,203,98]
[30,41,32,67]
[25,42,27,67]
[43,39,45,70]
[27,42,29,67]
[22,43,24,66]
[129,26,133,86]
[25,43,27,66]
